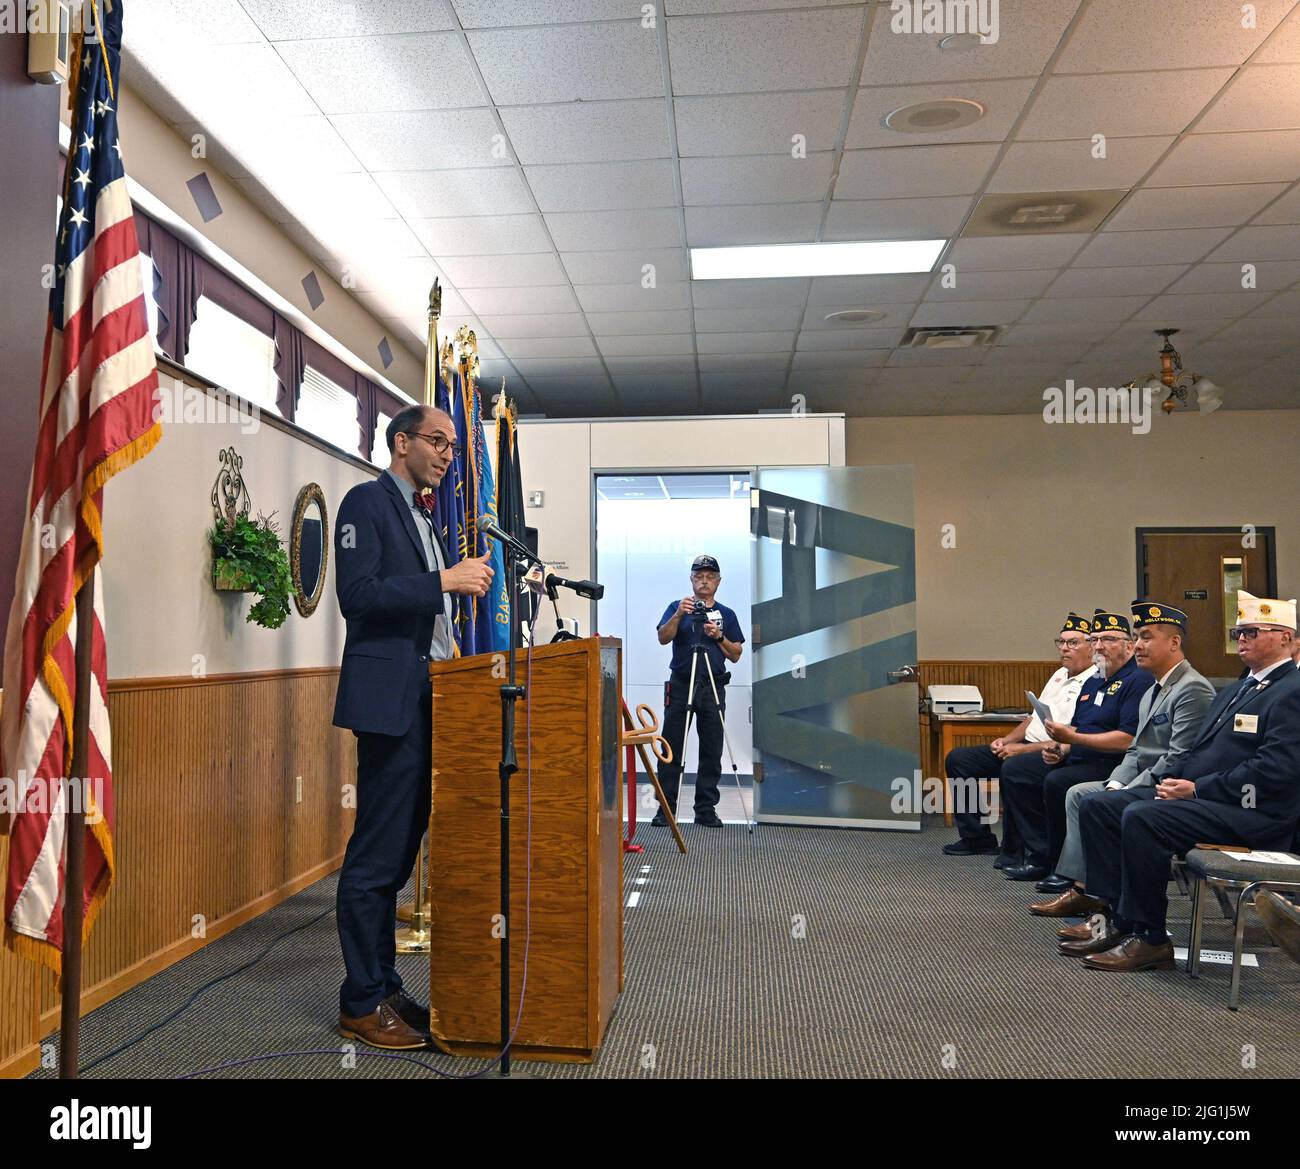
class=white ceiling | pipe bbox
[121,0,1300,417]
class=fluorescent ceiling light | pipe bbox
[690,239,946,280]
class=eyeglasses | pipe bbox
[1053,638,1087,649]
[1089,635,1129,645]
[406,431,462,456]
[1229,626,1288,640]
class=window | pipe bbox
[370,411,393,466]
[185,296,279,414]
[298,365,360,454]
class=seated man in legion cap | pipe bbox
[1065,590,1300,972]
[1029,601,1215,920]
[999,609,1154,882]
[941,612,1096,863]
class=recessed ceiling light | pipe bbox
[690,239,945,280]
[883,98,986,134]
[824,309,887,324]
[939,33,984,51]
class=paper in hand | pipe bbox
[1026,690,1055,727]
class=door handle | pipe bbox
[887,665,918,684]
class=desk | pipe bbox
[921,712,1027,826]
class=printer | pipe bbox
[927,685,983,715]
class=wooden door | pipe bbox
[1140,530,1274,681]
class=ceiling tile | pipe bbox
[673,90,848,156]
[332,109,512,170]
[987,136,1174,193]
[452,0,645,26]
[667,1,849,13]
[847,79,1038,149]
[1253,5,1300,63]
[697,353,791,373]
[1054,0,1292,72]
[439,252,569,287]
[1044,264,1189,296]
[924,268,1058,300]
[803,302,919,329]
[545,208,681,251]
[1146,130,1300,187]
[885,347,988,367]
[791,350,890,371]
[859,0,1081,86]
[837,144,1000,200]
[667,7,865,95]
[241,0,456,37]
[823,196,972,240]
[796,328,901,351]
[134,42,319,118]
[509,357,610,378]
[597,334,697,356]
[525,160,679,212]
[1102,183,1290,231]
[1134,292,1269,321]
[372,167,536,219]
[478,313,590,339]
[685,203,822,246]
[412,214,553,256]
[277,33,482,114]
[125,0,264,44]
[873,367,972,390]
[1253,185,1300,225]
[574,283,694,312]
[1168,261,1300,293]
[1196,65,1300,133]
[945,233,1090,270]
[603,356,699,375]
[586,309,696,334]
[561,248,691,284]
[612,373,700,393]
[1205,225,1300,261]
[694,307,803,332]
[910,299,1030,326]
[1021,295,1152,323]
[997,322,1114,347]
[1017,70,1232,140]
[498,336,599,359]
[462,286,581,315]
[697,371,788,392]
[681,152,835,205]
[695,331,795,354]
[175,115,363,181]
[468,23,663,104]
[244,169,398,224]
[525,373,615,393]
[499,100,673,164]
[333,255,443,297]
[1073,228,1231,267]
[808,274,931,304]
[692,278,809,308]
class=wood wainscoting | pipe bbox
[0,667,355,1077]
[916,660,1058,782]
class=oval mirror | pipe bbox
[291,483,328,617]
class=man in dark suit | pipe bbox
[1066,591,1300,972]
[332,403,493,1048]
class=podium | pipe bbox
[426,636,623,1062]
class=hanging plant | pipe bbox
[208,511,292,630]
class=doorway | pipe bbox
[1138,526,1277,683]
[594,472,753,812]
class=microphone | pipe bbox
[545,573,604,601]
[477,516,540,565]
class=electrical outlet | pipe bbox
[295,775,303,804]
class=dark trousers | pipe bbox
[944,744,1017,853]
[657,666,727,813]
[1081,790,1293,933]
[337,695,432,1017]
[1040,758,1118,873]
[999,751,1056,866]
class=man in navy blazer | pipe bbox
[1069,591,1300,972]
[332,403,492,1049]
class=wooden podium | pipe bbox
[426,636,623,1063]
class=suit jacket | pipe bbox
[1108,659,1216,788]
[1165,660,1300,836]
[332,472,452,737]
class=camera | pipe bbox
[692,599,708,617]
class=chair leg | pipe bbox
[1188,878,1204,979]
[1228,882,1260,1011]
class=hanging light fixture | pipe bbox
[1138,329,1225,415]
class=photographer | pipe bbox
[652,555,745,828]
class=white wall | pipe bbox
[102,374,377,679]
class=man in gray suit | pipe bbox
[1029,600,1215,918]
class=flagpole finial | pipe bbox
[428,279,441,323]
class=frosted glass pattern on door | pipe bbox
[752,466,919,828]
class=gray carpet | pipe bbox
[32,818,1300,1079]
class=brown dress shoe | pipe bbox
[338,999,430,1050]
[1059,929,1121,956]
[1058,917,1105,941]
[1083,934,1175,972]
[1030,887,1107,917]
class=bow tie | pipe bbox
[415,491,436,516]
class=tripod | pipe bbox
[675,618,753,833]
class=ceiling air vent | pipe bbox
[961,190,1128,237]
[901,326,1000,349]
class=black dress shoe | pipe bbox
[1035,874,1073,894]
[650,810,670,826]
[694,809,723,827]
[993,852,1022,870]
[943,836,1000,856]
[1004,863,1049,881]
[384,989,430,1033]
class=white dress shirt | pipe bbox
[1025,664,1097,743]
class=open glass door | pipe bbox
[751,466,920,829]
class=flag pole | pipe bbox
[58,570,95,1079]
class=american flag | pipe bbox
[1,0,160,969]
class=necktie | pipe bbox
[415,491,436,516]
[1150,682,1162,700]
[1229,676,1259,707]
